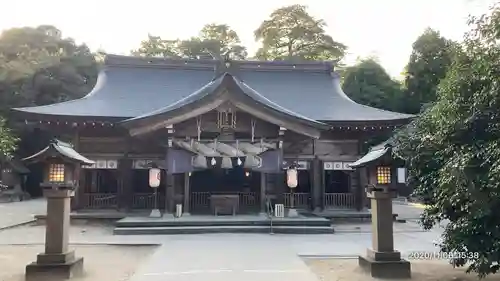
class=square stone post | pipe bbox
[358,186,411,279]
[26,189,83,280]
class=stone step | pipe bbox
[113,225,335,235]
[115,217,331,228]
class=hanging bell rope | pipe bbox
[196,116,202,141]
[251,119,256,142]
[236,140,242,166]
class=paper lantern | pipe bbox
[286,168,298,188]
[149,168,161,188]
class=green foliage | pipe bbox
[254,4,346,61]
[394,5,500,277]
[341,58,405,112]
[403,28,456,113]
[0,25,98,113]
[132,24,247,59]
[0,117,18,158]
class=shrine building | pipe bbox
[12,55,413,215]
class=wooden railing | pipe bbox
[324,193,355,209]
[132,193,163,209]
[81,193,118,209]
[191,192,211,209]
[284,193,310,208]
[190,192,259,211]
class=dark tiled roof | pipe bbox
[13,55,414,122]
[127,72,326,128]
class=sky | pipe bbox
[0,0,495,78]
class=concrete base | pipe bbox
[358,255,411,279]
[287,208,299,217]
[149,209,162,218]
[26,255,83,280]
[162,212,175,218]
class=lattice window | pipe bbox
[376,166,391,184]
[217,108,236,129]
[49,163,65,183]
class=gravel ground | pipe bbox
[0,245,157,281]
[304,258,500,281]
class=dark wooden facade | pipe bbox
[12,55,413,214]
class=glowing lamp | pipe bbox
[376,166,391,185]
[149,168,161,188]
[286,168,298,188]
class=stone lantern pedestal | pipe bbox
[358,189,411,279]
[25,188,83,280]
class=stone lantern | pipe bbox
[350,144,411,279]
[23,139,94,280]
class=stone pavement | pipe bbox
[130,236,319,281]
[392,200,425,220]
[0,221,446,281]
[0,198,45,230]
[127,225,445,281]
[0,200,444,281]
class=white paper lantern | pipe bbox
[287,168,298,188]
[149,168,161,188]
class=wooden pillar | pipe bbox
[72,131,82,211]
[356,138,368,210]
[260,172,266,214]
[164,148,175,214]
[183,172,190,215]
[355,169,364,210]
[311,156,323,212]
[164,126,175,215]
[118,138,133,210]
[277,127,286,204]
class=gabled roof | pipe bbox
[12,55,414,123]
[122,72,328,138]
[22,139,95,165]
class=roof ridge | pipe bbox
[105,54,334,72]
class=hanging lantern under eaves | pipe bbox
[287,167,298,188]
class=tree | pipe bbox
[403,28,456,113]
[342,58,405,113]
[254,4,347,61]
[131,34,180,58]
[0,117,17,158]
[394,5,500,277]
[0,25,98,113]
[132,24,247,59]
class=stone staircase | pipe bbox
[113,215,334,235]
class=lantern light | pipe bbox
[48,163,65,183]
[286,167,298,188]
[148,168,161,188]
[245,171,250,177]
[376,166,391,184]
[211,157,217,166]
